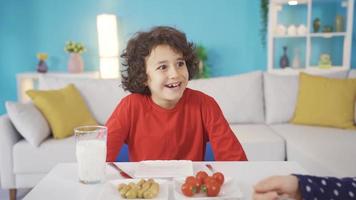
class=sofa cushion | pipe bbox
[348,70,356,124]
[188,71,264,123]
[264,71,349,124]
[13,137,76,174]
[230,124,285,161]
[39,76,129,125]
[27,84,97,139]
[270,124,356,177]
[264,74,299,124]
[291,73,356,129]
[348,69,356,78]
[5,101,50,147]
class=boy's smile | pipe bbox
[145,44,189,109]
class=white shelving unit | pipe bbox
[267,0,354,73]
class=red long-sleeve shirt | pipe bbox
[106,88,247,162]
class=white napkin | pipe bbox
[134,160,194,178]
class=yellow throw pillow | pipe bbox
[291,73,356,129]
[27,84,97,139]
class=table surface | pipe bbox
[23,161,307,200]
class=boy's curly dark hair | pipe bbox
[121,26,199,94]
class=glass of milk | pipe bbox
[75,125,107,184]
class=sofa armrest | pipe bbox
[0,114,21,189]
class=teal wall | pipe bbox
[352,1,356,69]
[0,0,355,115]
[0,0,265,115]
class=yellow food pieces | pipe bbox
[117,179,160,199]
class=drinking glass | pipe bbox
[75,125,107,184]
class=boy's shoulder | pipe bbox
[120,93,148,105]
[185,88,215,103]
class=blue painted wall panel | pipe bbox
[0,0,265,114]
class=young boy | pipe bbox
[106,26,247,162]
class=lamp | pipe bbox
[288,0,298,6]
[97,14,119,79]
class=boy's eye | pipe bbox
[157,65,167,70]
[177,61,186,67]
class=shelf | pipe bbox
[269,66,349,75]
[16,71,100,79]
[273,34,307,38]
[16,71,100,103]
[268,0,354,72]
[310,32,346,38]
[307,65,348,70]
[273,32,346,38]
[272,0,308,5]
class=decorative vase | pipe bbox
[292,48,301,69]
[287,25,297,36]
[335,15,344,32]
[297,25,307,36]
[279,46,289,69]
[37,60,48,73]
[275,24,286,36]
[313,18,320,33]
[67,53,84,73]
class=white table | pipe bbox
[23,161,307,200]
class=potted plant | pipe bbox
[65,41,86,73]
[260,0,269,48]
[195,45,211,79]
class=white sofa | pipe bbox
[1,70,356,197]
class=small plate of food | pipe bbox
[98,178,169,200]
[173,170,243,199]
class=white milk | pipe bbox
[76,139,107,183]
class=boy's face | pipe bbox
[145,44,189,109]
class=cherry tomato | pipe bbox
[196,171,208,184]
[203,176,216,185]
[185,176,201,192]
[185,176,196,183]
[212,172,225,185]
[181,182,196,197]
[205,181,221,197]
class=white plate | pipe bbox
[98,178,169,200]
[173,177,243,200]
[134,160,194,178]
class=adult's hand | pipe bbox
[253,175,302,200]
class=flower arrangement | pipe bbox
[36,53,48,61]
[64,41,86,54]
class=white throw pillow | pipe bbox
[188,71,264,123]
[264,71,349,124]
[5,101,50,147]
